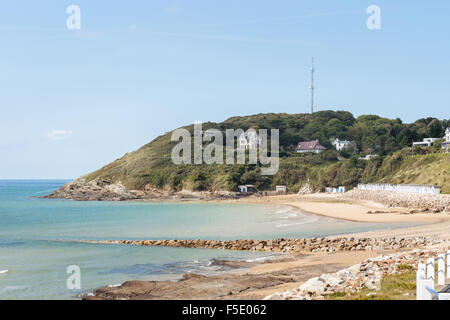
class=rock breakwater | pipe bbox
[78,236,441,253]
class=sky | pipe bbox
[0,1,449,179]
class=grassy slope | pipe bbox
[327,265,417,300]
[377,153,450,193]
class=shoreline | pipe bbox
[231,193,450,224]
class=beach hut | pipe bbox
[238,185,256,193]
[275,186,287,195]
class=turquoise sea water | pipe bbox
[0,180,418,300]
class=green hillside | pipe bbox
[84,111,450,193]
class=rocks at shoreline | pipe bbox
[264,249,443,300]
[43,178,241,201]
[78,236,441,254]
[342,190,450,213]
[86,272,295,300]
[43,178,144,201]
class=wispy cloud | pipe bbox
[241,10,363,24]
[73,30,105,40]
[151,31,310,45]
[44,130,72,141]
[128,24,137,32]
[166,4,181,15]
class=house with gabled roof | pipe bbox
[295,140,327,154]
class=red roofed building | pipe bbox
[296,140,327,154]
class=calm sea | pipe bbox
[0,180,415,299]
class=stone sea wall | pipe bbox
[342,190,450,213]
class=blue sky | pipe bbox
[0,1,449,179]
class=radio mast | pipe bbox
[309,57,315,114]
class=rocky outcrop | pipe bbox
[342,190,450,213]
[43,178,241,201]
[77,236,441,253]
[265,249,442,300]
[43,178,147,201]
[297,183,313,195]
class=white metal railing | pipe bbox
[417,250,450,300]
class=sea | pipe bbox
[0,180,417,299]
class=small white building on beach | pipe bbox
[238,185,256,193]
[325,186,346,194]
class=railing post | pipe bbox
[426,258,435,282]
[417,263,426,300]
[418,279,435,300]
[438,254,445,286]
[447,250,450,279]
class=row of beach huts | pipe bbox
[238,183,441,195]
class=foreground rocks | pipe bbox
[79,236,441,254]
[85,272,293,300]
[265,249,444,300]
[342,190,450,213]
[84,255,346,300]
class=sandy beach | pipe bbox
[85,193,450,300]
[236,193,450,224]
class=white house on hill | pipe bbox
[412,137,440,147]
[238,130,260,150]
[331,138,352,151]
[442,128,450,152]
